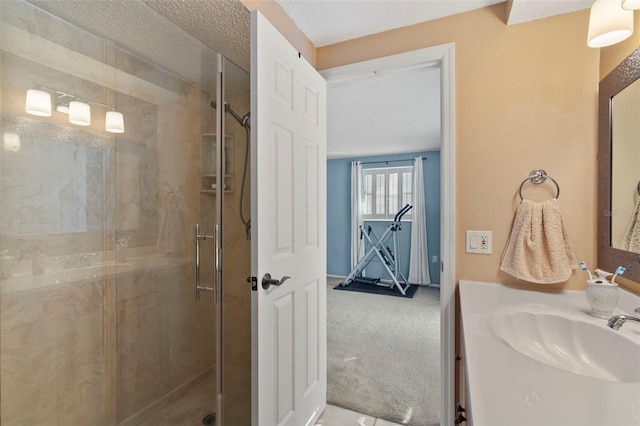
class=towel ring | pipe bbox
[518,169,560,200]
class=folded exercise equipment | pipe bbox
[341,204,413,296]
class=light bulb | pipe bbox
[587,0,634,48]
[25,89,52,117]
[69,101,91,126]
[622,0,640,10]
[105,111,125,133]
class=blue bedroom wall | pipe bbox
[327,151,441,284]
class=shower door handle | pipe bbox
[213,224,221,305]
[261,273,291,290]
[194,224,214,301]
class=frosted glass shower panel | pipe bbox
[116,151,140,231]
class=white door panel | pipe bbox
[251,10,326,426]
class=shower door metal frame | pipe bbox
[188,52,225,426]
[214,52,225,425]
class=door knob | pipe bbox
[262,273,291,290]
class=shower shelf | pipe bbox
[202,174,232,178]
[200,189,232,195]
[201,174,233,194]
[201,133,233,194]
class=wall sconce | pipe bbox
[587,0,634,48]
[24,87,125,134]
[68,100,91,126]
[25,89,52,117]
[105,111,125,133]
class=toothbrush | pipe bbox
[579,261,593,280]
[611,266,626,284]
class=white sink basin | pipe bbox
[491,310,640,383]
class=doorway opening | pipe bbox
[320,44,456,425]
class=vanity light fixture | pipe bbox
[587,0,634,48]
[105,110,125,133]
[25,87,125,133]
[622,0,640,10]
[54,91,73,114]
[25,88,52,117]
[68,100,91,126]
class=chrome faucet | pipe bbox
[607,308,640,330]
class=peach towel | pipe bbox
[621,199,640,254]
[500,198,576,284]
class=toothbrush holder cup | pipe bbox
[585,279,618,318]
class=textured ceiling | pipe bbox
[507,0,592,25]
[277,0,501,47]
[276,0,593,47]
[141,0,250,71]
[26,0,250,92]
[327,66,441,158]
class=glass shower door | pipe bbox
[0,1,228,424]
[220,57,252,426]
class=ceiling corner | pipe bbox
[506,0,592,26]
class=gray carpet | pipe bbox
[327,277,440,426]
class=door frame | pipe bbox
[320,43,456,425]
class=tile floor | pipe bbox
[135,373,399,426]
[315,404,404,426]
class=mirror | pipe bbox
[598,45,640,283]
[611,77,640,252]
[0,115,158,254]
[1,118,108,236]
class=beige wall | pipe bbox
[315,5,599,290]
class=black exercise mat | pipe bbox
[334,280,418,298]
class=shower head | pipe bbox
[241,111,250,127]
[209,100,252,239]
[209,100,224,111]
[210,100,250,129]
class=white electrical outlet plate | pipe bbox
[466,230,492,254]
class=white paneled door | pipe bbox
[250,10,327,426]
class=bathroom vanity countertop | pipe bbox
[459,280,640,426]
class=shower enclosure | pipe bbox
[0,1,251,424]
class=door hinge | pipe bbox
[247,276,258,291]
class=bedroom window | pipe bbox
[362,166,413,220]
